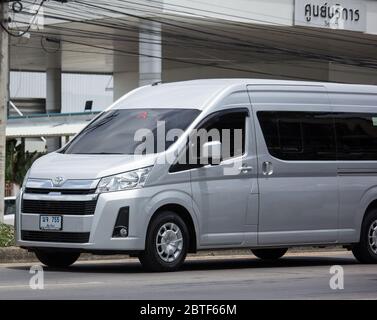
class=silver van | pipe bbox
[16,79,377,271]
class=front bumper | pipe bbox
[16,188,152,252]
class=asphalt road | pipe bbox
[0,251,376,299]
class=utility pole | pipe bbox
[0,0,9,223]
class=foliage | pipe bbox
[0,223,15,247]
[5,139,45,186]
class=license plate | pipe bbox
[40,215,63,231]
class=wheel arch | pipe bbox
[363,199,377,223]
[147,203,198,253]
[356,187,377,239]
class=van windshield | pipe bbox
[63,108,201,155]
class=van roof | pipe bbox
[112,79,377,111]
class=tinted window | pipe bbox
[198,111,247,160]
[5,200,16,216]
[257,111,336,160]
[335,113,377,160]
[64,109,200,155]
[170,110,248,172]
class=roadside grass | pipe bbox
[0,223,15,247]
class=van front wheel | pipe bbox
[138,211,189,272]
[34,250,80,268]
[251,248,288,260]
[352,209,377,264]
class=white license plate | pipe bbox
[40,215,63,231]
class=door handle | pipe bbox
[239,165,253,173]
[262,161,273,176]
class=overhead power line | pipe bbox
[15,0,377,62]
[90,0,377,48]
[5,0,377,79]
[72,0,377,68]
[0,0,45,37]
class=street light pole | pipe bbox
[0,0,9,223]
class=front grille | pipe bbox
[21,231,90,243]
[22,199,97,215]
[25,188,96,195]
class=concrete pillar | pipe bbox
[46,67,61,113]
[139,19,162,86]
[113,71,139,101]
[46,51,62,152]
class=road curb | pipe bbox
[0,246,346,264]
[0,247,36,263]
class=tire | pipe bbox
[251,248,288,260]
[34,250,80,268]
[138,211,189,272]
[352,209,377,264]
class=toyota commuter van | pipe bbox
[16,79,377,271]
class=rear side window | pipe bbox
[334,113,377,160]
[257,111,336,161]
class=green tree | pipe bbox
[6,139,44,186]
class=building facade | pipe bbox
[6,0,377,150]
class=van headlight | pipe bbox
[96,167,153,193]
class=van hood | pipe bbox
[29,152,157,180]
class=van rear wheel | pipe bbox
[34,250,80,268]
[138,211,189,272]
[352,209,377,264]
[252,248,288,260]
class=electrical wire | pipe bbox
[14,1,376,57]
[17,0,377,51]
[10,14,376,74]
[41,37,348,81]
[6,0,377,80]
[0,0,46,37]
[40,35,60,53]
[116,0,377,47]
[68,1,377,65]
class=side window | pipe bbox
[257,111,336,161]
[194,111,248,160]
[198,111,247,161]
[335,113,377,160]
[169,109,248,173]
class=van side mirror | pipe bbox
[201,141,221,165]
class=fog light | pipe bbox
[119,227,128,237]
[113,207,129,238]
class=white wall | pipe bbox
[10,71,46,98]
[165,0,377,34]
[366,0,377,35]
[62,74,113,112]
[10,71,114,113]
[163,0,293,26]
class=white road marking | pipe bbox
[0,281,102,290]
